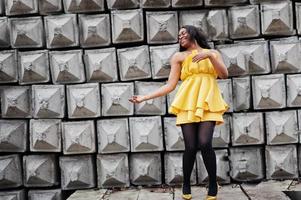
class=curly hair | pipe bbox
[179,25,211,51]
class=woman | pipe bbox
[129,25,229,200]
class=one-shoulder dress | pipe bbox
[168,49,229,126]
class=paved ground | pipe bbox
[67,180,301,200]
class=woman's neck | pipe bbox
[186,43,203,52]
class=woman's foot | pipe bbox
[182,184,192,199]
[207,181,218,196]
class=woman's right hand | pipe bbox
[128,95,146,104]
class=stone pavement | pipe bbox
[67,180,301,200]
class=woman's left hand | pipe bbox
[128,95,146,103]
[192,50,213,63]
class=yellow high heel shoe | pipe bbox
[182,194,192,200]
[205,182,220,200]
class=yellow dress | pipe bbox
[168,49,229,126]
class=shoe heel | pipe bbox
[182,194,192,200]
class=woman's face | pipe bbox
[178,28,191,49]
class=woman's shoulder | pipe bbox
[171,51,190,63]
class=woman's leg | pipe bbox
[180,123,198,194]
[197,121,217,196]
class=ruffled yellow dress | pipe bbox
[168,49,229,126]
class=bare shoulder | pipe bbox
[171,51,189,63]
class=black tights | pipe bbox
[180,121,217,196]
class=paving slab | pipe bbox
[137,188,173,200]
[174,185,206,200]
[67,189,107,200]
[104,189,140,200]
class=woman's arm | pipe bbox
[208,50,228,79]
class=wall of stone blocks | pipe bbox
[0,0,301,199]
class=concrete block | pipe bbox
[233,76,250,111]
[28,189,62,200]
[32,85,65,118]
[66,83,100,118]
[217,79,233,112]
[107,0,139,9]
[165,152,196,185]
[84,48,118,82]
[228,5,260,39]
[229,147,264,181]
[39,0,63,15]
[212,114,231,148]
[205,0,248,6]
[9,16,44,48]
[287,72,301,108]
[1,86,32,118]
[146,11,178,44]
[62,120,96,155]
[0,119,27,152]
[0,154,22,189]
[270,37,301,73]
[23,154,58,187]
[296,3,301,35]
[0,50,17,83]
[167,81,181,109]
[130,153,162,185]
[67,189,106,200]
[0,0,4,15]
[265,145,298,179]
[232,112,264,146]
[266,110,298,145]
[149,44,179,79]
[101,82,133,116]
[63,0,104,13]
[261,1,295,36]
[60,155,95,190]
[129,116,164,152]
[250,0,285,3]
[252,74,286,109]
[197,149,230,184]
[111,9,143,44]
[49,50,85,84]
[163,117,184,151]
[18,50,50,85]
[207,9,228,41]
[140,0,170,8]
[117,45,151,81]
[0,190,25,200]
[44,14,79,48]
[97,118,130,154]
[134,81,166,115]
[5,0,38,15]
[179,10,208,37]
[97,153,129,188]
[0,17,10,48]
[103,189,138,200]
[172,0,202,7]
[30,119,61,152]
[79,14,110,48]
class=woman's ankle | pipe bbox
[182,183,191,194]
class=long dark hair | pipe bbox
[179,25,211,52]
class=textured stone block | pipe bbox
[230,147,264,181]
[9,17,44,48]
[134,81,166,115]
[232,76,251,111]
[97,154,129,188]
[146,11,178,44]
[30,119,61,152]
[79,14,110,48]
[0,50,17,83]
[84,48,118,82]
[49,50,85,84]
[149,44,179,79]
[299,110,301,136]
[5,0,38,15]
[107,0,139,9]
[130,153,162,185]
[62,120,96,155]
[66,83,100,118]
[0,154,22,189]
[18,50,50,85]
[205,0,248,6]
[252,74,286,110]
[172,0,202,7]
[261,1,295,36]
[163,117,184,151]
[167,81,181,108]
[228,5,260,39]
[165,152,196,185]
[32,85,65,118]
[101,82,133,116]
[296,3,301,35]
[23,155,58,187]
[0,17,10,48]
[0,190,25,200]
[207,9,228,41]
[97,118,130,154]
[179,10,208,37]
[1,86,32,118]
[129,116,164,152]
[0,120,27,152]
[117,45,151,81]
[140,0,170,8]
[44,14,79,48]
[63,0,104,13]
[287,74,301,107]
[39,0,63,15]
[28,189,62,200]
[212,114,231,148]
[266,110,298,145]
[60,155,95,190]
[217,79,233,112]
[111,9,143,44]
[232,112,264,146]
[197,149,230,184]
[265,145,298,179]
